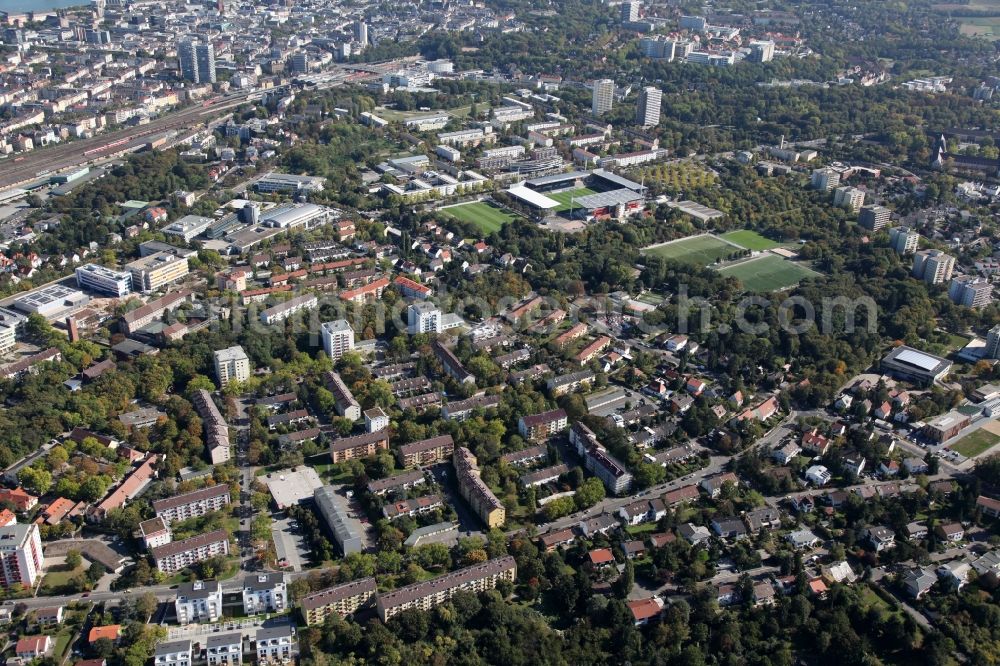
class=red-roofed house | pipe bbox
[89,455,158,520]
[393,276,432,299]
[15,636,52,660]
[627,598,661,626]
[0,509,15,527]
[588,548,615,567]
[39,498,74,526]
[0,487,37,512]
[87,625,121,644]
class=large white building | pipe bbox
[242,573,287,615]
[912,249,955,285]
[179,38,215,83]
[151,529,230,573]
[254,625,295,665]
[407,302,441,334]
[162,215,213,242]
[810,168,841,192]
[254,173,326,194]
[592,79,614,116]
[0,523,44,589]
[259,295,318,325]
[174,580,223,623]
[153,484,231,524]
[321,320,354,361]
[214,345,250,387]
[833,186,865,213]
[75,264,131,297]
[154,640,192,666]
[985,324,1000,359]
[125,252,190,293]
[949,276,992,308]
[889,227,919,255]
[636,87,661,128]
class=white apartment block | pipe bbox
[205,633,243,666]
[949,276,992,308]
[255,626,295,665]
[214,345,250,388]
[151,530,230,574]
[139,517,173,549]
[407,302,441,334]
[0,324,15,356]
[859,204,892,231]
[0,523,44,589]
[75,264,132,297]
[259,295,318,325]
[152,485,231,524]
[242,573,287,615]
[174,580,223,624]
[913,249,955,285]
[636,87,661,128]
[810,168,840,192]
[321,319,354,361]
[889,227,919,255]
[155,641,192,666]
[592,79,614,116]
[833,186,865,213]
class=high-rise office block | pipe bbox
[179,38,216,84]
[621,1,640,22]
[321,320,355,360]
[408,302,441,335]
[213,345,250,387]
[592,79,614,116]
[889,227,919,255]
[636,86,662,127]
[912,249,955,285]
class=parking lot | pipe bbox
[270,514,309,572]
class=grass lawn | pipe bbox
[548,187,598,212]
[960,17,1000,39]
[716,255,819,291]
[950,429,1000,458]
[440,201,517,234]
[636,292,665,305]
[53,632,74,660]
[626,522,659,536]
[40,563,86,594]
[721,230,781,251]
[642,234,741,266]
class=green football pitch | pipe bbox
[716,254,819,291]
[440,201,518,234]
[641,235,740,266]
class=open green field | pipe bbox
[642,234,741,266]
[441,201,518,234]
[960,17,1000,39]
[721,230,781,251]
[717,255,819,291]
[950,429,1000,458]
[548,187,598,212]
[375,104,484,122]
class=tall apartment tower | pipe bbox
[810,168,840,192]
[592,79,614,116]
[948,276,992,308]
[859,204,892,231]
[408,302,442,335]
[636,87,662,128]
[889,227,919,255]
[179,38,216,84]
[912,249,955,285]
[621,1,640,22]
[833,186,865,213]
[213,345,250,387]
[985,324,1000,359]
[354,21,368,47]
[321,319,355,361]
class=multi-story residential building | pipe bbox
[949,276,992,308]
[174,580,223,624]
[986,324,1000,359]
[299,578,377,626]
[191,389,230,466]
[75,264,131,297]
[120,289,195,335]
[0,324,14,356]
[592,79,614,116]
[749,39,775,62]
[153,485,231,525]
[859,204,892,231]
[254,625,295,665]
[124,252,190,293]
[810,168,840,192]
[242,573,287,615]
[320,320,354,361]
[547,370,595,397]
[833,186,865,212]
[621,1,640,22]
[518,408,569,440]
[329,430,389,464]
[433,341,475,385]
[0,523,44,589]
[205,633,243,666]
[442,394,502,421]
[636,87,661,127]
[323,371,361,421]
[179,38,216,83]
[454,447,505,528]
[912,249,955,285]
[407,302,441,334]
[139,517,172,549]
[151,529,230,573]
[889,226,919,255]
[154,640,192,666]
[259,295,318,325]
[376,556,516,621]
[382,494,444,520]
[585,445,634,495]
[398,435,455,467]
[367,470,426,496]
[213,345,250,388]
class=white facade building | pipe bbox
[321,320,354,361]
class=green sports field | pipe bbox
[716,255,819,291]
[548,187,598,212]
[950,429,1000,458]
[641,234,741,266]
[441,201,517,234]
[721,230,781,251]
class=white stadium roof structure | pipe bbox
[507,185,560,209]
